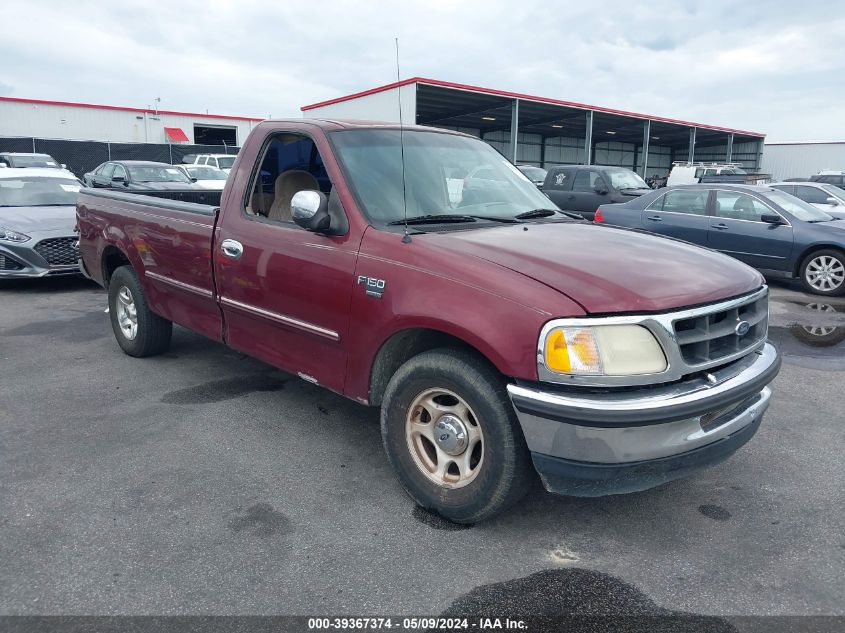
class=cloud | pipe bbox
[1,0,844,139]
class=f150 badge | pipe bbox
[358,275,386,298]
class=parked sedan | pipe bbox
[83,161,198,191]
[771,181,845,217]
[176,164,228,190]
[596,184,845,296]
[542,165,652,220]
[0,168,82,278]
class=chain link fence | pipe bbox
[0,136,240,179]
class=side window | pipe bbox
[714,191,772,221]
[660,190,709,215]
[209,158,218,169]
[112,164,127,180]
[704,169,717,176]
[572,170,603,192]
[101,163,116,180]
[694,168,705,178]
[245,133,332,224]
[795,186,831,204]
[94,163,105,175]
[770,185,793,196]
[549,169,573,190]
[645,194,666,212]
[198,156,208,165]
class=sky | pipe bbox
[1,0,843,141]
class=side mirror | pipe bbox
[291,190,330,232]
[190,177,198,183]
[826,197,840,206]
[111,175,125,184]
[760,213,784,225]
[61,164,67,169]
[594,184,609,195]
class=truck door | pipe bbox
[640,188,711,246]
[213,131,358,394]
[707,190,794,271]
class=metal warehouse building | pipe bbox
[302,77,766,178]
[0,96,262,146]
[761,141,845,181]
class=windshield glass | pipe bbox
[0,177,80,206]
[127,165,191,183]
[217,156,236,169]
[766,190,834,222]
[329,130,555,223]
[821,184,845,202]
[188,166,227,180]
[8,155,58,168]
[607,169,648,190]
[519,166,547,180]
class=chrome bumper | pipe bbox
[507,343,780,467]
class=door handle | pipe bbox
[220,239,243,259]
[711,223,729,230]
[646,215,662,222]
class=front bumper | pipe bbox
[0,238,80,278]
[507,343,781,496]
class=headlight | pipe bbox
[0,226,30,242]
[542,324,667,376]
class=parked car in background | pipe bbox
[77,119,781,522]
[770,181,845,218]
[183,154,237,173]
[811,171,845,190]
[83,161,198,191]
[176,165,228,190]
[0,152,64,169]
[542,164,651,220]
[668,162,771,186]
[516,165,547,187]
[596,184,845,296]
[0,168,82,278]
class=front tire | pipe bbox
[108,265,172,357]
[800,249,845,296]
[380,348,534,524]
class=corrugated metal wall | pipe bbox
[761,143,845,180]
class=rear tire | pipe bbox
[380,348,534,524]
[799,249,845,296]
[108,266,172,357]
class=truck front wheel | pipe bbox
[108,266,172,357]
[380,348,534,524]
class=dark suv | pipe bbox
[542,165,652,220]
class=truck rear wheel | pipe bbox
[380,348,534,524]
[108,266,172,357]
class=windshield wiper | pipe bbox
[388,214,478,225]
[514,208,558,220]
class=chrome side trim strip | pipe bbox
[219,296,340,342]
[145,270,214,298]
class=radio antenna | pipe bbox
[396,37,411,244]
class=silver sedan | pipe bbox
[0,168,82,278]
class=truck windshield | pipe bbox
[128,165,192,183]
[329,129,555,224]
[0,177,80,207]
[7,155,58,168]
[606,169,648,190]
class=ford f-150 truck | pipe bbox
[77,119,782,523]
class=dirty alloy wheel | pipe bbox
[380,348,534,524]
[800,249,845,296]
[108,265,172,357]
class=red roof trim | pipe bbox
[0,96,263,122]
[301,77,765,138]
[164,127,189,142]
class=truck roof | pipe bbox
[267,118,474,137]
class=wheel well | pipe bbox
[368,328,496,406]
[794,245,845,277]
[101,246,131,289]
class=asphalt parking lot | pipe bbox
[1,276,843,619]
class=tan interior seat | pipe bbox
[267,170,319,223]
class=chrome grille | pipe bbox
[673,292,768,367]
[34,237,78,267]
[0,253,25,271]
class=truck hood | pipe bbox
[0,205,76,233]
[425,223,763,314]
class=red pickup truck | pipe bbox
[77,119,781,523]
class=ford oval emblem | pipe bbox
[735,320,751,336]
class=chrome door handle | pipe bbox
[220,239,243,259]
[646,215,662,222]
[712,223,729,230]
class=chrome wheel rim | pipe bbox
[806,255,845,292]
[115,285,138,340]
[405,388,484,489]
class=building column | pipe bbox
[584,111,593,165]
[756,139,764,171]
[641,120,651,177]
[540,136,546,168]
[509,98,520,163]
[726,133,734,163]
[688,127,697,162]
